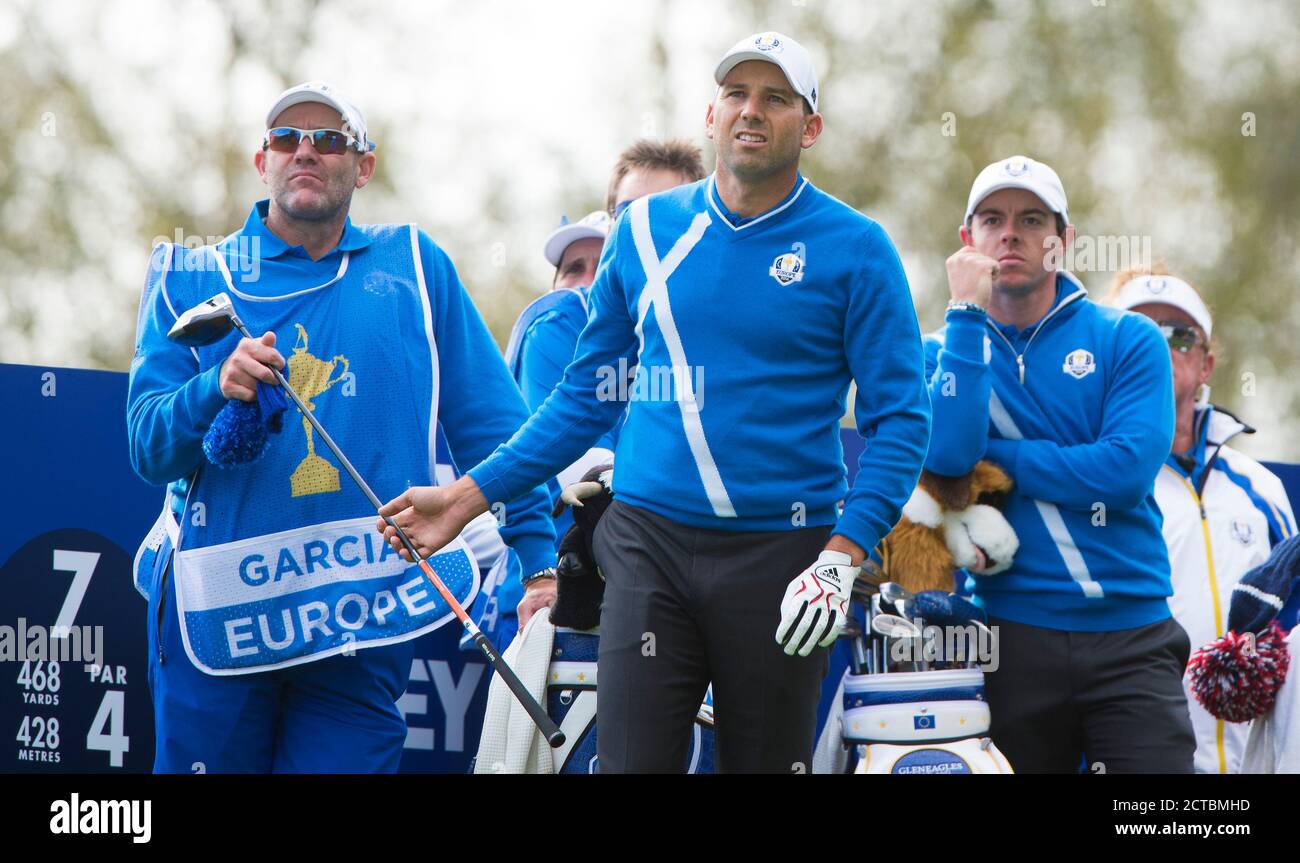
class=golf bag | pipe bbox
[841,667,1012,774]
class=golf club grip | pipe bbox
[410,558,563,746]
[468,629,566,748]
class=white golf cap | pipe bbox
[265,81,374,151]
[543,210,612,267]
[714,31,819,112]
[1111,274,1213,338]
[965,155,1069,226]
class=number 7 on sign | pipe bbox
[52,550,100,635]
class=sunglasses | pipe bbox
[262,126,361,156]
[1157,321,1205,353]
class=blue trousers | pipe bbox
[147,558,412,773]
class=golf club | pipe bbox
[847,623,869,676]
[879,581,912,622]
[870,593,884,674]
[868,613,920,675]
[968,620,993,669]
[851,579,878,675]
[879,582,918,670]
[168,292,565,748]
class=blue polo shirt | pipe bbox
[127,199,557,577]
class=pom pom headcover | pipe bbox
[1189,534,1300,722]
[202,381,290,467]
[1188,621,1290,723]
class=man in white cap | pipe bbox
[923,155,1196,772]
[1108,268,1295,773]
[506,210,614,418]
[127,81,557,772]
[378,32,931,772]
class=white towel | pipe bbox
[811,670,850,774]
[473,607,556,774]
[1239,626,1300,774]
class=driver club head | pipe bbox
[168,292,240,346]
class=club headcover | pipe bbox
[1189,535,1300,722]
[202,381,290,467]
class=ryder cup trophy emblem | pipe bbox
[287,323,350,497]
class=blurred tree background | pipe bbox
[1,0,1297,456]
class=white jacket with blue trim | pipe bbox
[1157,405,1296,773]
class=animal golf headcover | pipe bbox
[878,460,1018,593]
[548,464,614,630]
[202,380,290,466]
[1188,534,1300,723]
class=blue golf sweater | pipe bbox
[924,274,1176,631]
[470,175,931,555]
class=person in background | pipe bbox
[925,154,1195,773]
[502,140,705,624]
[1108,267,1296,773]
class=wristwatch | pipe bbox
[522,567,557,587]
[946,299,987,315]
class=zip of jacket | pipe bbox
[985,285,1088,384]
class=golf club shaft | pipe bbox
[233,318,565,747]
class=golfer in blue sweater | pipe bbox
[927,155,1195,772]
[378,32,931,772]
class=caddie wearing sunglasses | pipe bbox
[127,81,559,774]
[262,126,375,157]
[1109,270,1296,774]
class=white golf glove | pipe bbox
[776,550,858,657]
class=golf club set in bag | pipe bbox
[817,577,1013,773]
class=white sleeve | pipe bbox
[1239,627,1300,773]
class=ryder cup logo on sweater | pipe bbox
[1231,519,1255,546]
[769,250,805,286]
[1062,348,1096,379]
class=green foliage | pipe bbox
[2,0,1297,455]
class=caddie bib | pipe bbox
[162,226,478,674]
